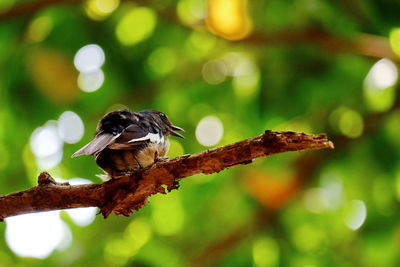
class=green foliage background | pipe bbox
[1,0,400,266]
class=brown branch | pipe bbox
[0,131,333,221]
[0,0,81,22]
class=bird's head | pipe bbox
[141,110,185,138]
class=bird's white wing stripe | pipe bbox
[128,132,163,144]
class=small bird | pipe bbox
[72,109,184,179]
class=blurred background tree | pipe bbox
[0,0,400,266]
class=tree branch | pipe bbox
[0,131,333,221]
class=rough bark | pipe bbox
[0,130,333,221]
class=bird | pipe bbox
[72,109,184,179]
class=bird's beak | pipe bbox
[170,125,185,138]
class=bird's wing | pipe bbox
[108,123,164,149]
[71,133,119,157]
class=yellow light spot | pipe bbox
[147,47,176,77]
[233,69,260,97]
[104,218,151,266]
[167,140,184,158]
[205,0,252,40]
[150,192,185,236]
[116,7,157,46]
[125,218,152,246]
[185,30,217,60]
[26,16,53,43]
[252,236,280,267]
[293,224,325,251]
[338,108,364,138]
[85,0,120,20]
[177,0,206,26]
[389,28,400,57]
[28,49,78,104]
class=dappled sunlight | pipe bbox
[177,0,205,26]
[25,16,53,43]
[364,58,398,112]
[62,178,97,227]
[30,111,85,170]
[74,44,105,73]
[58,111,84,144]
[115,6,157,46]
[30,122,63,170]
[78,69,105,92]
[205,0,252,40]
[5,211,72,259]
[202,59,228,84]
[28,49,78,104]
[344,200,367,231]
[85,0,120,20]
[389,28,400,57]
[330,106,364,138]
[252,236,280,267]
[74,44,105,92]
[195,115,224,146]
[150,192,185,236]
[147,47,177,77]
[104,218,152,266]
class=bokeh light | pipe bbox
[293,224,325,252]
[330,106,364,138]
[205,0,252,40]
[364,59,398,112]
[30,123,63,158]
[147,47,176,77]
[25,16,53,43]
[85,0,120,20]
[202,59,228,84]
[252,236,280,267]
[303,177,343,213]
[74,44,105,73]
[58,111,84,144]
[63,178,97,226]
[104,218,152,266]
[5,211,72,259]
[344,200,367,230]
[77,69,105,92]
[389,28,400,57]
[185,30,217,60]
[28,48,78,104]
[177,0,206,26]
[195,115,224,146]
[303,188,327,214]
[167,139,185,158]
[151,192,185,236]
[116,7,157,46]
[74,44,106,92]
[364,58,398,89]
